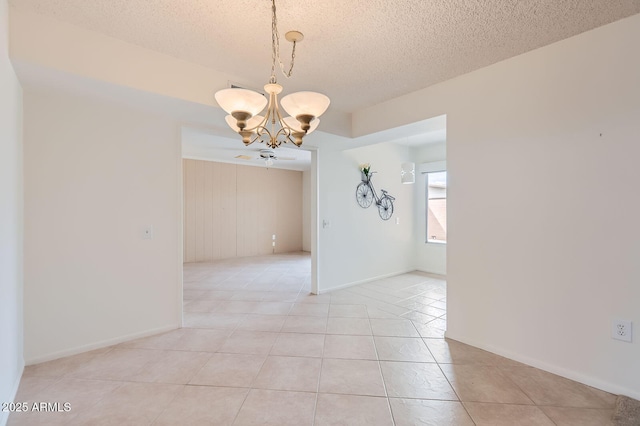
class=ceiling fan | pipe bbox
[235,149,295,166]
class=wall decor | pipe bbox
[401,162,415,184]
[356,163,395,220]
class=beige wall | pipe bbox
[317,142,416,291]
[183,159,303,262]
[354,14,640,397]
[24,88,182,364]
[302,170,311,252]
[1,0,24,421]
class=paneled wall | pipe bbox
[183,159,303,262]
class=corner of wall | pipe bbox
[1,0,26,422]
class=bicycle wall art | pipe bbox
[356,163,395,220]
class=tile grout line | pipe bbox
[367,310,398,426]
[425,337,478,425]
[311,333,328,426]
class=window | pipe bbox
[426,171,447,243]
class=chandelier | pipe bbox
[214,0,330,149]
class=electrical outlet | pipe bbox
[612,319,632,342]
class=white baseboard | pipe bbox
[445,331,639,400]
[414,269,447,279]
[318,268,416,294]
[25,323,180,365]
[1,361,25,426]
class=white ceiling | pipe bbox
[10,0,640,114]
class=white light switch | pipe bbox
[396,217,400,225]
[142,225,154,239]
[272,234,276,240]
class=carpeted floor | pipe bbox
[612,396,640,426]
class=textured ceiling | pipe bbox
[10,0,640,113]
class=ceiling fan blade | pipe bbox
[277,156,296,160]
[234,155,252,160]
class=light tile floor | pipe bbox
[10,253,616,425]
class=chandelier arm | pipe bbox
[275,126,291,139]
[272,96,299,135]
[243,114,269,134]
[266,92,279,142]
[257,98,278,147]
[284,133,296,145]
[256,124,274,139]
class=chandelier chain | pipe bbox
[270,0,296,81]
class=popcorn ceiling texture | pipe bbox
[10,0,640,112]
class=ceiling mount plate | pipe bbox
[285,31,304,43]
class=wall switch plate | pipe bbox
[396,217,400,225]
[322,220,331,229]
[272,241,276,247]
[272,234,276,240]
[142,225,154,240]
[612,319,632,342]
